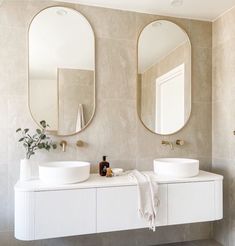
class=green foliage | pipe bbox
[16,120,57,160]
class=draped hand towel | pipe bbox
[129,170,160,231]
[75,104,85,132]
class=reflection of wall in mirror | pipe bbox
[30,79,58,131]
[139,41,191,133]
[58,68,94,135]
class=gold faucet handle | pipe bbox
[176,139,185,146]
[76,140,84,147]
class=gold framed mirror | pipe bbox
[137,20,191,135]
[28,6,95,136]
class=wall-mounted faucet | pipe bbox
[161,140,174,150]
[60,140,67,152]
[161,139,185,150]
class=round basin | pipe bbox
[153,158,199,178]
[39,161,90,185]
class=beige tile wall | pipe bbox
[212,6,235,246]
[0,0,212,245]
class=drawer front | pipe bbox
[35,188,96,239]
[168,181,215,225]
[97,185,167,233]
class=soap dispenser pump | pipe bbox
[99,156,110,176]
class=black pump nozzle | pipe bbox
[103,156,107,161]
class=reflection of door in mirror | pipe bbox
[156,64,185,134]
[29,7,95,136]
[138,20,191,135]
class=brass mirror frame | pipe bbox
[28,6,96,137]
[136,19,192,136]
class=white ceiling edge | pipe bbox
[54,0,235,22]
[212,4,235,22]
[54,0,212,21]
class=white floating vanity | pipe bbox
[14,170,223,241]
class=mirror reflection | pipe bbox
[137,20,191,135]
[29,7,95,136]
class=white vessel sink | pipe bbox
[153,158,199,178]
[39,161,90,185]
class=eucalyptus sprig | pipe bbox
[16,120,57,160]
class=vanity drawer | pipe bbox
[167,181,215,224]
[34,188,96,239]
[97,185,167,233]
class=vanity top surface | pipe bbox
[15,170,223,192]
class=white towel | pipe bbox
[129,170,160,231]
[75,104,85,132]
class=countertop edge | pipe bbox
[14,170,223,192]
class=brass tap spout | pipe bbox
[161,140,174,150]
[60,140,67,152]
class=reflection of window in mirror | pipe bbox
[155,64,185,134]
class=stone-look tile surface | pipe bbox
[0,0,212,245]
[212,6,235,48]
[96,38,137,100]
[212,6,235,246]
[76,4,136,40]
[189,20,212,49]
[192,47,212,103]
[156,239,222,246]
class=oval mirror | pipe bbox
[29,7,95,136]
[137,20,191,135]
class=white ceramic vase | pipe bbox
[20,159,38,181]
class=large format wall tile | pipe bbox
[96,38,136,100]
[192,47,212,103]
[213,7,235,48]
[76,4,136,40]
[189,20,212,48]
[212,7,235,245]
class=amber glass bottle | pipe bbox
[99,156,110,176]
